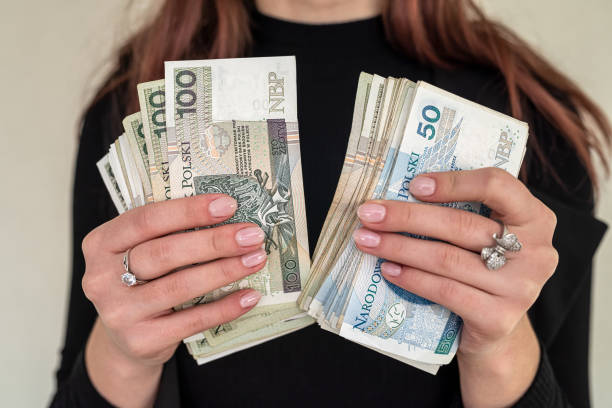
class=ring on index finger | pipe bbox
[121,248,149,287]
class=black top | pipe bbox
[51,10,607,408]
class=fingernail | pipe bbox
[353,228,381,247]
[410,176,436,196]
[241,249,267,268]
[235,226,265,247]
[209,196,237,218]
[381,262,402,277]
[240,291,261,308]
[357,203,386,223]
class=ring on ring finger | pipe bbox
[121,248,149,287]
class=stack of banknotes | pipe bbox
[97,56,315,364]
[97,56,528,372]
[298,73,528,374]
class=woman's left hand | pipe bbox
[354,167,558,407]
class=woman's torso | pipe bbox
[66,10,605,408]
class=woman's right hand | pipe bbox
[81,194,266,407]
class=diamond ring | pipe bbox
[480,222,522,270]
[121,248,148,287]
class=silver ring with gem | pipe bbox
[121,248,148,287]
[480,221,522,270]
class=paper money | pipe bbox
[164,56,299,198]
[123,112,153,204]
[339,82,527,365]
[188,315,313,364]
[315,79,417,330]
[137,80,171,202]
[304,74,528,372]
[108,138,134,210]
[97,57,313,364]
[118,134,145,207]
[299,73,374,310]
[184,121,308,306]
[201,304,303,347]
[301,74,387,314]
[164,57,310,308]
[96,154,127,213]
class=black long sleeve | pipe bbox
[515,342,572,407]
[514,237,599,408]
[50,11,607,408]
[50,93,123,407]
[428,64,606,408]
[516,190,605,408]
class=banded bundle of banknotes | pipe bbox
[97,56,528,372]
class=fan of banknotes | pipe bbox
[97,56,528,373]
[98,57,314,365]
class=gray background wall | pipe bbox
[0,1,609,406]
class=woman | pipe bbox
[52,0,610,407]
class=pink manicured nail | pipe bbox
[239,291,261,308]
[235,226,265,247]
[381,262,402,277]
[357,203,386,223]
[353,228,381,247]
[410,176,436,196]
[241,249,267,268]
[209,196,237,217]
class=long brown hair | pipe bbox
[95,0,610,194]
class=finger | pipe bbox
[134,249,267,314]
[379,262,495,323]
[129,223,265,280]
[353,228,504,295]
[99,194,238,253]
[408,168,540,224]
[152,289,261,348]
[357,200,503,252]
